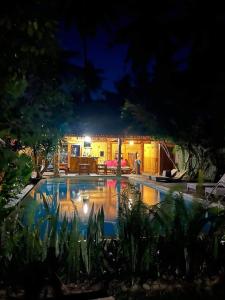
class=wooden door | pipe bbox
[144,143,158,174]
[128,153,136,170]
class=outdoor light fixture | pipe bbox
[84,136,92,150]
[84,136,91,143]
[129,140,134,145]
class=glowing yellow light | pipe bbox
[129,140,134,145]
[83,203,89,214]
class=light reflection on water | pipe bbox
[23,177,165,236]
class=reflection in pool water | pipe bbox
[23,177,166,236]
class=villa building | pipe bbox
[57,134,176,175]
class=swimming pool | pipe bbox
[21,177,183,236]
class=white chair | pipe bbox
[187,182,216,192]
[205,174,225,201]
[150,170,187,182]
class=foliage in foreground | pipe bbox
[0,188,225,298]
[0,146,33,224]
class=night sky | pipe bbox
[57,17,190,135]
[58,24,131,94]
[2,1,224,139]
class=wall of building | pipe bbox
[111,142,142,164]
[90,142,108,163]
[144,142,159,174]
[60,136,169,175]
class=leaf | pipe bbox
[33,21,38,30]
[27,25,34,37]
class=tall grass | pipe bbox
[118,186,158,279]
[0,195,105,298]
[116,185,225,282]
[1,185,225,296]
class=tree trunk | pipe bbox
[53,152,59,177]
[33,146,41,178]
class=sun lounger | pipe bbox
[205,187,225,197]
[150,170,187,182]
[162,168,178,177]
[151,168,178,180]
[187,182,216,192]
[205,174,225,201]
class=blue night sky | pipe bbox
[58,25,131,92]
[58,23,190,96]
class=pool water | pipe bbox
[22,177,170,236]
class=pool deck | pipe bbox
[124,175,224,207]
[124,174,197,201]
[5,184,34,208]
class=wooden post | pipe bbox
[116,138,122,176]
[141,141,144,173]
[66,178,70,201]
[107,138,112,160]
[158,143,161,175]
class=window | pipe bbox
[84,141,91,148]
[71,144,80,157]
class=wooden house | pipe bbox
[57,134,175,175]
